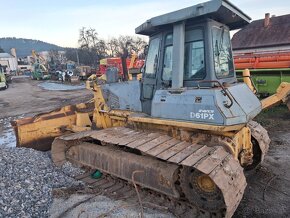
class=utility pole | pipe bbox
[75,49,80,66]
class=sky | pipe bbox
[0,0,289,48]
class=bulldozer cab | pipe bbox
[98,0,263,126]
[137,0,250,114]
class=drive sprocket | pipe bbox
[179,166,225,213]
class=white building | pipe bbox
[0,49,18,72]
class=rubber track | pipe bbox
[57,127,246,217]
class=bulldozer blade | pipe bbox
[11,103,94,151]
[261,82,290,110]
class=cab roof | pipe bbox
[135,0,251,36]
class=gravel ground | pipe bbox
[50,195,175,218]
[0,146,174,218]
[0,146,84,217]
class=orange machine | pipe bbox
[97,55,144,77]
[234,51,290,69]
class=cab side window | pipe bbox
[162,34,173,81]
[212,26,234,78]
[145,37,160,78]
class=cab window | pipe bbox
[162,34,173,80]
[145,37,160,77]
[212,26,234,78]
[184,28,205,80]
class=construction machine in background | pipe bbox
[30,50,51,80]
[234,51,290,96]
[77,66,92,80]
[11,0,290,217]
[97,54,144,78]
[0,65,8,90]
[50,62,80,83]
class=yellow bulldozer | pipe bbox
[11,0,290,217]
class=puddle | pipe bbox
[0,115,24,147]
[0,128,16,147]
[38,82,85,91]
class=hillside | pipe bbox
[0,37,64,57]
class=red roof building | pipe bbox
[232,13,290,54]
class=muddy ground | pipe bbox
[0,78,93,147]
[0,78,289,217]
[0,77,92,119]
[234,106,290,217]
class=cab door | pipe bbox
[140,35,161,115]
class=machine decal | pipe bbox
[190,109,215,120]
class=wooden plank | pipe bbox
[104,183,124,193]
[114,130,143,143]
[157,141,191,160]
[93,127,130,141]
[117,132,149,146]
[146,138,180,156]
[194,147,229,174]
[126,132,161,148]
[90,127,125,139]
[74,171,93,180]
[82,176,101,185]
[104,128,134,144]
[62,130,94,140]
[90,178,109,187]
[181,145,215,166]
[137,135,172,152]
[100,181,116,190]
[90,128,119,140]
[168,144,204,163]
[90,130,111,140]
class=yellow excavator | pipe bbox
[11,0,290,217]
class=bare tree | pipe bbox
[65,27,148,67]
[132,37,148,58]
[107,36,147,58]
[78,27,98,49]
[77,27,108,66]
[107,38,119,57]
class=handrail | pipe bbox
[196,80,234,108]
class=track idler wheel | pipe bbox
[180,167,225,213]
